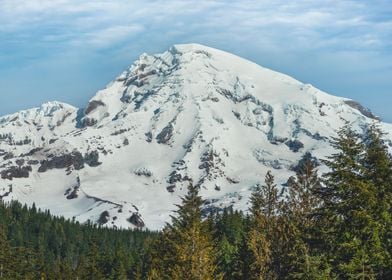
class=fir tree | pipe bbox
[0,200,157,279]
[286,159,321,228]
[213,208,246,279]
[149,182,219,280]
[247,171,281,280]
[319,122,385,278]
[362,123,392,277]
[110,249,128,280]
[0,225,12,279]
[285,158,333,279]
[148,226,178,280]
[85,240,105,279]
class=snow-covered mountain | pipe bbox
[1,44,391,230]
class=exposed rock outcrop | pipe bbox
[85,100,105,115]
[98,211,110,225]
[344,100,379,120]
[38,151,84,172]
[156,123,174,144]
[285,139,304,152]
[134,167,152,177]
[1,165,32,180]
[84,151,102,167]
[128,213,145,228]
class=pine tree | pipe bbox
[110,249,128,280]
[236,237,253,280]
[287,248,333,280]
[148,227,176,280]
[247,171,281,280]
[319,122,384,278]
[0,225,12,279]
[213,208,246,279]
[362,123,392,277]
[149,183,219,280]
[75,255,87,280]
[12,246,37,279]
[0,200,157,279]
[286,159,321,228]
[83,240,105,280]
[284,158,333,279]
[217,235,236,277]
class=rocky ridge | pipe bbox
[0,44,390,230]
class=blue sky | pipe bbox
[1,0,391,120]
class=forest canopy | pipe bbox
[1,123,391,279]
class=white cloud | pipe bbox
[71,25,145,48]
[1,0,390,54]
[0,0,391,120]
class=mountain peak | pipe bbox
[1,44,391,230]
[39,101,76,116]
[170,43,227,56]
[0,101,76,124]
[171,42,211,51]
[81,43,338,127]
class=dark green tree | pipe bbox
[0,225,12,279]
[361,123,392,278]
[149,183,219,280]
[319,122,384,278]
[110,248,128,280]
[247,171,281,280]
[285,158,333,279]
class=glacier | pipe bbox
[0,43,391,230]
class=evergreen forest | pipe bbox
[1,123,391,279]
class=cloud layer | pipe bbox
[0,0,391,120]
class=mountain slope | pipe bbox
[1,43,391,229]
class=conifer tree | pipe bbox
[247,171,281,280]
[320,122,384,278]
[361,123,392,278]
[83,240,105,280]
[12,246,37,279]
[287,248,333,280]
[148,227,176,280]
[216,234,235,275]
[0,225,12,279]
[149,182,218,280]
[213,208,246,279]
[285,158,333,279]
[287,159,321,226]
[75,255,87,280]
[110,249,128,280]
[0,200,157,279]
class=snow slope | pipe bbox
[1,44,391,230]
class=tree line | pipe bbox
[0,201,157,279]
[1,122,391,279]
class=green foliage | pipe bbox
[214,208,246,279]
[247,171,280,279]
[149,183,219,280]
[362,123,392,277]
[318,122,391,278]
[1,122,391,279]
[0,200,157,279]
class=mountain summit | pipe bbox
[0,44,390,229]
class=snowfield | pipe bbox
[1,43,391,230]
